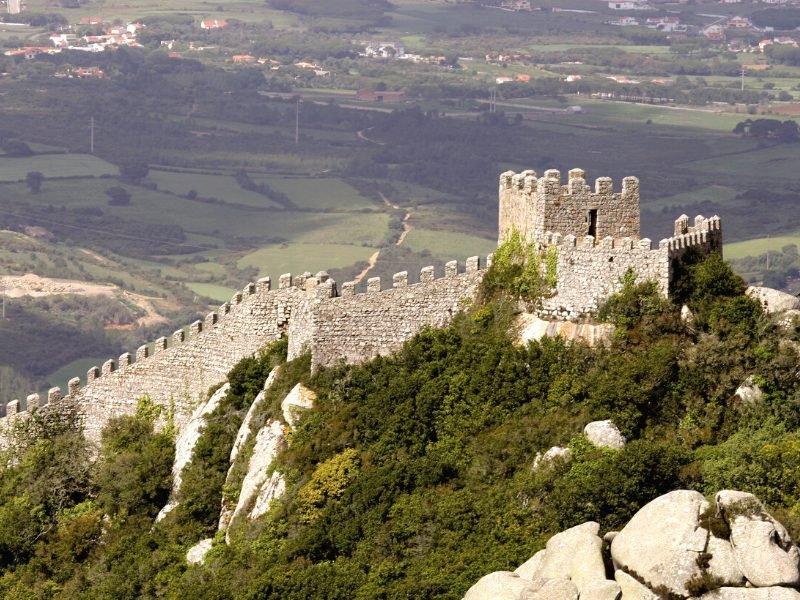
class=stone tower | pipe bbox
[498,168,640,245]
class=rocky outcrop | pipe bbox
[612,490,710,597]
[747,287,800,315]
[228,420,286,533]
[734,376,763,405]
[716,490,800,587]
[516,314,614,347]
[219,368,280,531]
[584,420,626,450]
[532,446,572,471]
[281,383,316,428]
[465,490,800,600]
[156,383,229,522]
[463,572,538,600]
[186,538,213,565]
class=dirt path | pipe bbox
[378,192,414,247]
[352,251,380,285]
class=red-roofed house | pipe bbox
[200,19,228,29]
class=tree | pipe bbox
[119,162,149,183]
[25,171,43,193]
[2,140,33,157]
[105,186,132,206]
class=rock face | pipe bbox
[583,420,626,449]
[716,490,800,587]
[532,446,572,471]
[463,572,539,600]
[700,588,800,600]
[516,314,614,347]
[281,383,316,428]
[747,287,800,314]
[218,368,280,531]
[465,489,800,600]
[734,376,763,405]
[156,383,229,522]
[186,538,213,565]
[611,490,709,597]
[538,522,606,594]
[228,420,286,530]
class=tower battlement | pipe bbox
[499,168,641,245]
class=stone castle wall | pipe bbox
[499,169,640,245]
[0,258,488,449]
[0,167,724,450]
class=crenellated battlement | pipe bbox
[0,167,725,451]
[499,168,640,246]
[0,256,491,449]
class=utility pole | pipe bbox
[89,115,95,154]
[295,98,301,145]
[741,67,746,92]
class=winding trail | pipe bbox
[352,251,380,285]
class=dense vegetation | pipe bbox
[0,252,798,598]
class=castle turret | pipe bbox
[499,168,640,246]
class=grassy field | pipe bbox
[646,184,740,211]
[0,179,389,246]
[571,100,747,133]
[255,177,379,211]
[24,0,300,26]
[0,154,118,181]
[44,356,110,392]
[148,169,281,208]
[683,144,800,181]
[185,282,238,303]
[237,242,376,279]
[724,235,800,260]
[404,228,496,263]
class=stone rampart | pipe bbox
[536,213,721,319]
[306,257,487,370]
[0,276,308,449]
[0,258,488,449]
[499,168,640,245]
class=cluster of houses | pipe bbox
[608,14,687,30]
[3,18,143,58]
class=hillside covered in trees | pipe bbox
[0,251,798,598]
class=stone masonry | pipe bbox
[499,168,722,319]
[0,167,722,449]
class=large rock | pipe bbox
[228,420,286,534]
[715,490,800,587]
[516,314,613,347]
[581,581,621,600]
[514,549,546,581]
[531,578,578,600]
[584,420,626,450]
[463,571,539,600]
[186,538,213,565]
[779,309,800,331]
[611,490,709,597]
[156,383,229,522]
[734,376,763,405]
[281,383,316,428]
[532,446,572,471]
[614,571,659,600]
[219,369,279,532]
[249,471,286,520]
[747,287,800,314]
[230,366,280,464]
[538,522,607,594]
[699,588,800,600]
[706,534,746,587]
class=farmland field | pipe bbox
[724,235,800,260]
[254,177,379,211]
[237,242,376,280]
[0,154,118,181]
[148,169,282,208]
[404,228,496,263]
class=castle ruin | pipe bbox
[0,168,722,449]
